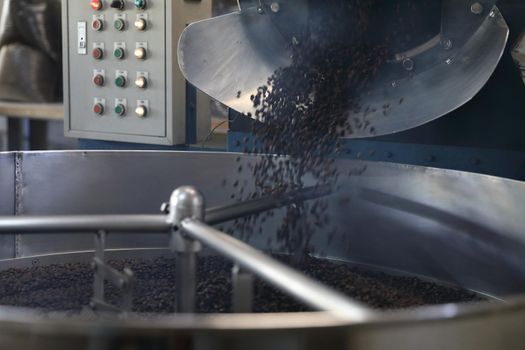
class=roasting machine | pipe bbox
[0,0,524,349]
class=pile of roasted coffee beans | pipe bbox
[0,256,483,313]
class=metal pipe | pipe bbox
[181,219,374,321]
[0,215,170,233]
[176,252,197,313]
[206,185,331,225]
[0,186,330,234]
[169,186,205,314]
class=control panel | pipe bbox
[63,0,212,145]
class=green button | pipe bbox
[114,19,125,31]
[114,47,125,59]
[115,104,126,116]
[115,76,126,88]
[134,0,147,9]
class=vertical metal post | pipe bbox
[168,187,204,313]
[232,264,253,313]
[92,230,106,303]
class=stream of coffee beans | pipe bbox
[228,0,393,253]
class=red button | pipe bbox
[93,103,104,115]
[92,47,103,60]
[92,19,103,31]
[90,0,103,11]
[93,74,104,86]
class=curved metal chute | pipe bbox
[178,1,508,137]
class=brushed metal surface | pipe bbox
[0,153,14,258]
[178,5,508,138]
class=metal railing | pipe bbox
[0,186,374,321]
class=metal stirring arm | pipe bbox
[0,186,374,321]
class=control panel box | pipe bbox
[62,0,211,145]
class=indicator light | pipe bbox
[134,18,147,31]
[92,47,104,60]
[93,74,105,87]
[92,19,103,31]
[115,104,126,116]
[114,47,125,60]
[135,105,148,118]
[115,75,127,88]
[114,18,125,31]
[93,103,104,115]
[135,76,148,89]
[134,0,147,10]
[90,0,103,11]
[134,47,147,60]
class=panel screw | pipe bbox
[402,58,415,71]
[470,2,484,15]
[489,10,496,18]
[441,38,453,50]
[257,7,264,14]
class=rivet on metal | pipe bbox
[489,10,496,18]
[441,38,453,50]
[445,58,453,65]
[402,58,415,71]
[470,2,484,15]
[257,6,264,14]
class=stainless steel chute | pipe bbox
[178,1,509,137]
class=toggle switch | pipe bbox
[92,18,103,31]
[134,47,147,60]
[135,105,148,118]
[114,47,125,60]
[135,76,148,89]
[92,47,104,60]
[115,103,126,116]
[134,18,147,31]
[93,103,104,116]
[93,74,105,87]
[114,18,125,31]
[115,75,127,88]
[90,0,103,11]
[110,0,124,10]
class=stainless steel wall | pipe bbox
[0,152,14,257]
[1,151,525,298]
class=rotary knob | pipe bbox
[92,19,103,31]
[92,47,104,60]
[135,105,148,118]
[110,0,124,10]
[135,76,148,89]
[134,47,147,60]
[115,104,126,117]
[134,18,147,31]
[93,74,105,87]
[93,103,104,116]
